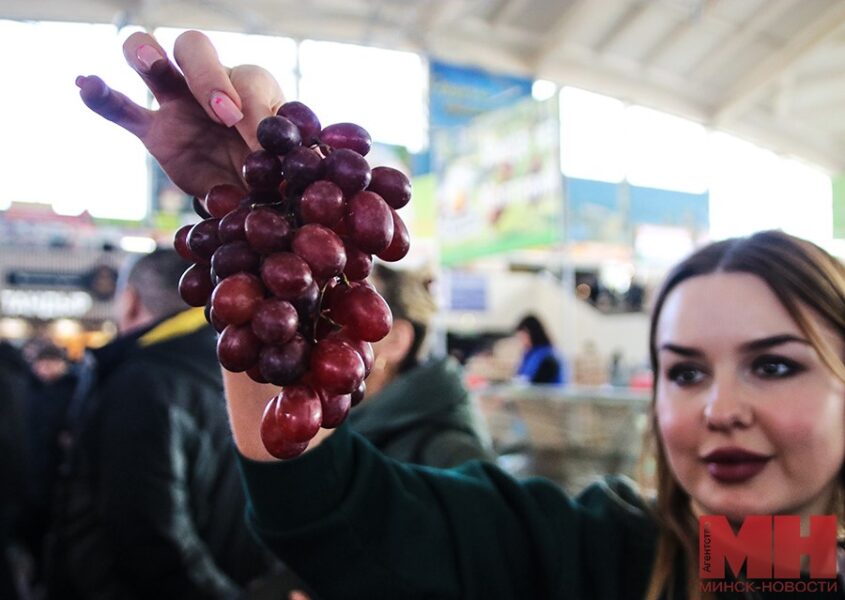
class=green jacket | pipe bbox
[239,424,659,600]
[348,357,495,467]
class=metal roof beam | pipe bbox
[592,1,650,55]
[690,0,798,80]
[531,0,591,70]
[712,1,845,126]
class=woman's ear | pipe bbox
[377,318,416,366]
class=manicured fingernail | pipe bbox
[210,91,244,127]
[136,44,164,72]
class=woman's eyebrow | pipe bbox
[659,343,702,357]
[659,334,810,357]
[739,334,811,352]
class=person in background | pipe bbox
[46,249,277,600]
[19,340,79,596]
[0,341,30,600]
[24,341,70,385]
[349,263,494,467]
[513,314,567,385]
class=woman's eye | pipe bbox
[752,356,803,379]
[666,365,705,386]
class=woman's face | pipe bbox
[655,272,845,522]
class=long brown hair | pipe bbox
[644,230,845,600]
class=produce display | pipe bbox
[174,101,412,458]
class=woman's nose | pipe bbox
[703,376,753,430]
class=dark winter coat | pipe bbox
[49,309,274,600]
[0,341,30,599]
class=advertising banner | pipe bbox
[434,96,563,265]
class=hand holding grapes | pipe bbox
[80,31,414,462]
[77,30,282,197]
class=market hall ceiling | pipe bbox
[7,0,845,172]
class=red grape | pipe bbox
[208,305,227,333]
[217,324,261,372]
[257,115,301,155]
[377,208,410,262]
[321,279,349,315]
[318,389,351,429]
[260,252,314,301]
[292,224,347,281]
[324,148,371,195]
[310,338,365,394]
[278,101,321,146]
[218,205,250,243]
[187,218,222,261]
[243,150,283,189]
[327,329,374,376]
[259,334,311,386]
[244,207,293,254]
[282,146,323,191]
[351,380,366,407]
[211,241,260,279]
[291,280,320,323]
[301,180,345,227]
[174,224,202,263]
[211,272,265,326]
[342,236,373,281]
[260,396,309,459]
[332,285,392,342]
[205,184,246,218]
[345,191,393,254]
[179,264,214,307]
[320,122,372,156]
[251,298,298,345]
[274,384,322,443]
[368,166,411,210]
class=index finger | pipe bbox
[76,75,152,138]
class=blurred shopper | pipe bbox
[46,249,276,600]
[19,341,78,595]
[513,314,567,385]
[0,341,29,600]
[350,263,494,467]
[23,341,70,385]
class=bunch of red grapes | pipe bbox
[173,101,411,459]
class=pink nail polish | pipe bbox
[136,44,164,72]
[210,91,244,127]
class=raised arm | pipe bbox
[222,369,333,461]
